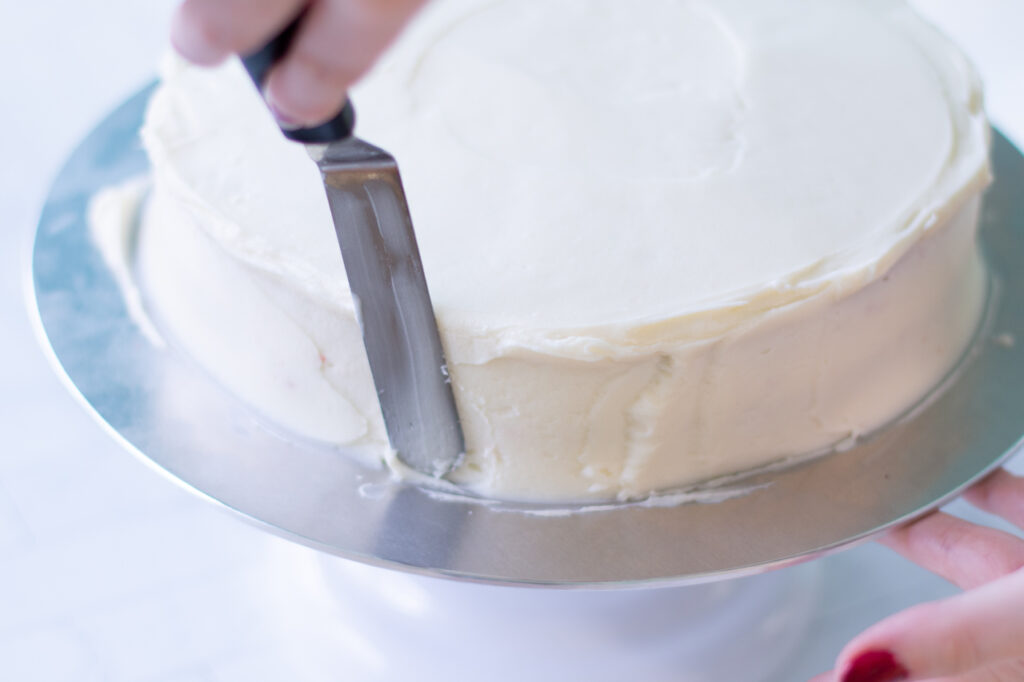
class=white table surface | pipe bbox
[1,2,1022,680]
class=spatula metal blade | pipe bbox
[312,138,464,477]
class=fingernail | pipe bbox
[841,650,910,682]
[266,97,303,130]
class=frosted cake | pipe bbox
[108,0,991,501]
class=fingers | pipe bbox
[830,471,1024,681]
[808,673,834,682]
[172,0,429,126]
[964,469,1024,530]
[171,0,308,65]
[880,511,1024,589]
[264,0,428,125]
[832,569,1024,681]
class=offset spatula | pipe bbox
[241,20,464,478]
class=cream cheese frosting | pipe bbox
[128,0,991,501]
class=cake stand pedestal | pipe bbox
[314,557,821,681]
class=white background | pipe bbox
[1,2,1022,680]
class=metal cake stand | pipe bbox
[28,84,1024,586]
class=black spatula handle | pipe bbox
[241,14,356,144]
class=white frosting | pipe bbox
[132,0,991,501]
[88,177,166,348]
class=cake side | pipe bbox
[129,0,992,501]
[131,184,986,499]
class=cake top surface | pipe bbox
[144,0,989,349]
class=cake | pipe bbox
[117,0,991,501]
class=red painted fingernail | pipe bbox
[841,650,910,682]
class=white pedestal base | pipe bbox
[316,558,822,681]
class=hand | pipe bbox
[170,0,429,126]
[811,469,1024,682]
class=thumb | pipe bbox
[834,569,1024,681]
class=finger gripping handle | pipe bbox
[240,15,356,144]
